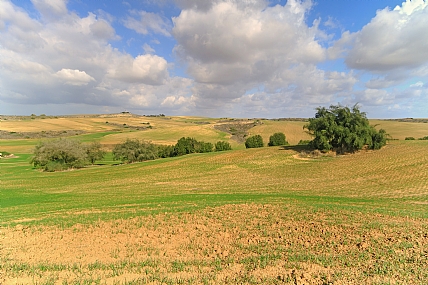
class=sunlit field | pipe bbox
[1,114,427,284]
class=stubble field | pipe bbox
[0,114,427,284]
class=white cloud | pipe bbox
[0,0,175,112]
[109,54,169,85]
[410,81,424,88]
[344,0,428,72]
[124,10,171,36]
[171,0,341,112]
[55,69,95,86]
[31,0,68,20]
[143,43,155,54]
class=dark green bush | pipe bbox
[215,141,232,151]
[157,145,174,158]
[268,132,288,146]
[173,137,214,156]
[405,137,415,140]
[245,135,264,148]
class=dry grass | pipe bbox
[248,120,312,145]
[371,120,428,140]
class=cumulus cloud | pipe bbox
[344,0,428,72]
[1,0,425,118]
[109,54,169,85]
[0,0,178,114]
[171,0,345,112]
[55,69,95,86]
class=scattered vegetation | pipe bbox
[305,104,387,153]
[2,114,427,284]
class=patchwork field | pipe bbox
[0,114,427,284]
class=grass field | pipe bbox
[1,115,427,284]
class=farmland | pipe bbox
[1,114,428,284]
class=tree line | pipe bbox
[31,104,388,171]
[31,137,232,172]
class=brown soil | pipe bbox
[1,204,427,284]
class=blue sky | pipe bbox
[0,0,427,118]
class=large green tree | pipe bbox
[304,104,387,153]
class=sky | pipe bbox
[0,0,427,118]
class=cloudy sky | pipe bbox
[0,0,427,118]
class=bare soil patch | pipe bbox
[214,120,258,143]
[1,203,427,284]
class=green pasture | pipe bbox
[1,139,427,227]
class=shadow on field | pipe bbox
[279,145,311,152]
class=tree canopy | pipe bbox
[31,138,105,171]
[304,104,387,153]
[268,132,288,146]
[245,135,264,148]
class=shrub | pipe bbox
[405,137,415,140]
[215,141,232,151]
[157,145,174,158]
[418,136,428,140]
[31,138,89,171]
[112,139,158,163]
[173,137,214,156]
[268,132,288,146]
[245,135,264,148]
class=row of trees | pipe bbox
[245,132,289,148]
[112,137,232,163]
[31,137,232,171]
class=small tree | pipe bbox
[268,132,288,146]
[86,142,106,164]
[215,141,232,151]
[304,104,387,153]
[245,135,264,148]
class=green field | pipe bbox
[1,115,427,284]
